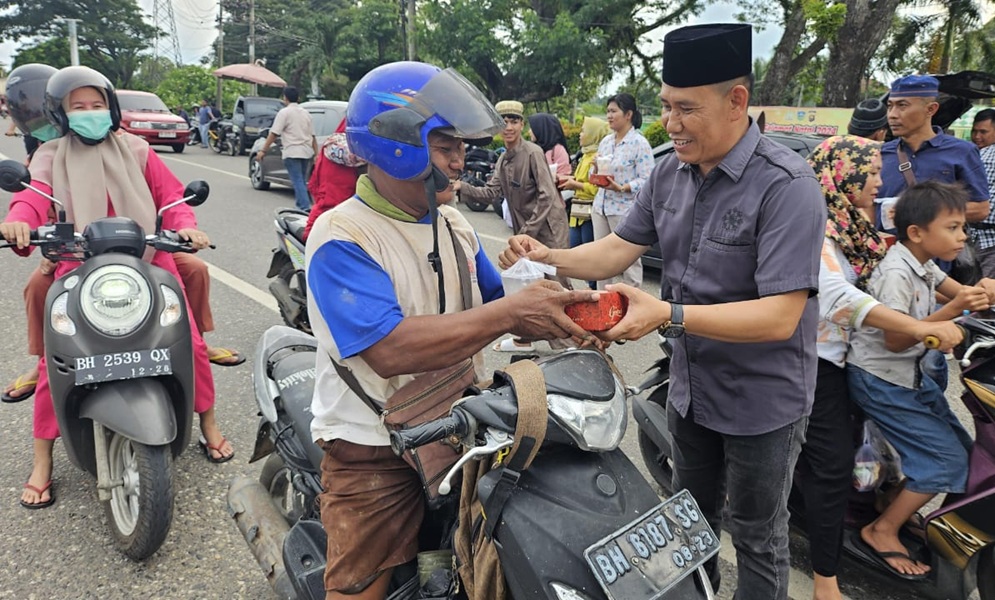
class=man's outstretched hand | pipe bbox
[505,280,603,348]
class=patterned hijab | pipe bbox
[806,135,886,290]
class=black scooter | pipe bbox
[229,325,718,599]
[460,145,503,215]
[632,330,995,599]
[0,160,211,561]
[266,209,310,334]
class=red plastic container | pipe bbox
[589,173,612,188]
[565,291,628,332]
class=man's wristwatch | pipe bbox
[659,303,685,338]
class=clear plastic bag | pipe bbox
[853,420,885,492]
[501,258,556,295]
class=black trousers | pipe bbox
[796,359,854,577]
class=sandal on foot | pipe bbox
[198,436,235,464]
[492,338,535,353]
[2,372,38,404]
[851,532,928,581]
[208,347,246,367]
[20,480,55,510]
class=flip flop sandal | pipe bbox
[2,373,39,404]
[207,347,246,367]
[20,480,55,510]
[198,436,235,464]
[851,532,928,581]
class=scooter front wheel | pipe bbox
[637,384,676,496]
[102,433,174,561]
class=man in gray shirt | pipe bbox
[256,86,318,212]
[500,24,825,599]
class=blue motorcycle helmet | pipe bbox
[346,61,503,182]
[5,63,60,142]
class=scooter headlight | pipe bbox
[547,378,627,451]
[79,265,152,336]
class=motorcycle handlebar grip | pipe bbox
[389,413,468,456]
[924,335,940,350]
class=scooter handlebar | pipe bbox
[389,410,471,456]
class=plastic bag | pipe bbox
[501,258,556,296]
[853,420,885,492]
[501,198,513,229]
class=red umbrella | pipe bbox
[213,63,287,88]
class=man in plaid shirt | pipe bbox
[975,142,995,277]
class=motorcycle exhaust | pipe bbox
[268,278,302,323]
[228,476,296,600]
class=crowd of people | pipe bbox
[1,20,994,600]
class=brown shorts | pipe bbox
[318,439,424,593]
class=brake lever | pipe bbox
[437,429,513,496]
[961,335,995,367]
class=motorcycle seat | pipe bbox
[276,210,309,246]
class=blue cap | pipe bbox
[889,75,940,98]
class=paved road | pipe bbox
[0,127,980,599]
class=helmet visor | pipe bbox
[407,69,503,140]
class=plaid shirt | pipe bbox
[973,145,995,250]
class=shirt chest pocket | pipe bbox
[701,236,755,254]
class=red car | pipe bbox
[116,90,191,153]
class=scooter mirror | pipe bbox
[183,181,210,206]
[0,159,30,193]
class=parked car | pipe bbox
[249,100,348,191]
[230,95,285,155]
[116,90,191,153]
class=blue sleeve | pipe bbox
[959,147,990,202]
[475,233,505,303]
[308,240,404,358]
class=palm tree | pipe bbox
[886,0,995,73]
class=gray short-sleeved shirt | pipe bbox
[847,242,946,389]
[615,123,825,435]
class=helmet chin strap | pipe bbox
[425,164,451,315]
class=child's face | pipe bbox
[916,208,967,262]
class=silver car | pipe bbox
[249,100,348,191]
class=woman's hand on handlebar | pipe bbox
[916,320,964,352]
[0,221,32,249]
[177,228,211,250]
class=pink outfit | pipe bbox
[6,151,215,439]
[546,145,572,177]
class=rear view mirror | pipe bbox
[0,159,30,193]
[183,181,210,207]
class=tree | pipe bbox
[11,38,72,70]
[883,0,995,74]
[0,0,159,87]
[155,65,249,112]
[748,0,846,105]
[821,0,904,107]
[419,0,707,103]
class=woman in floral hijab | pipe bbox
[796,135,963,599]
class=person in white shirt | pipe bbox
[256,86,318,211]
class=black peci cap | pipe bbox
[662,24,752,88]
[849,99,888,133]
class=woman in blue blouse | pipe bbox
[593,93,654,289]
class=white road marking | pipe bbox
[202,258,279,314]
[161,155,251,181]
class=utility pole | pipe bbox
[248,0,257,95]
[64,18,81,66]
[406,0,416,60]
[216,1,224,113]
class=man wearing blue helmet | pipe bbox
[304,61,600,599]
